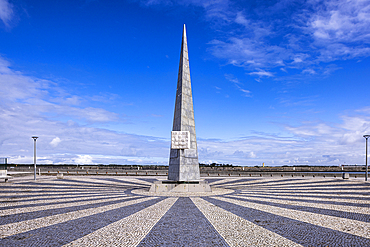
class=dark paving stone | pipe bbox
[204,196,370,247]
[0,197,164,247]
[138,197,229,247]
[0,196,142,225]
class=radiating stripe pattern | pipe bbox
[1,176,369,246]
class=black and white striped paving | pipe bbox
[1,176,369,246]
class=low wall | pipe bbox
[7,165,367,178]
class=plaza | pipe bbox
[1,176,369,246]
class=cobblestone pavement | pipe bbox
[0,176,369,246]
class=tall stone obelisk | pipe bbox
[149,25,210,192]
[168,24,200,182]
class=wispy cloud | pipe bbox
[139,0,230,17]
[306,0,370,61]
[50,137,61,148]
[198,113,370,166]
[0,56,169,164]
[203,0,370,78]
[140,0,173,6]
[224,74,252,97]
[2,1,370,166]
[0,0,13,28]
[0,58,121,124]
[133,0,370,80]
[1,55,369,166]
[249,70,274,78]
[209,37,288,70]
[308,0,370,43]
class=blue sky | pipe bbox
[1,0,370,166]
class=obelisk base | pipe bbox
[149,180,211,192]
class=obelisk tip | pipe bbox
[182,24,187,41]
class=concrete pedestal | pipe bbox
[149,180,211,193]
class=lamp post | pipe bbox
[32,136,38,181]
[363,135,370,182]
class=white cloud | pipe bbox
[249,151,256,158]
[50,137,61,148]
[74,155,93,164]
[0,57,120,124]
[235,11,249,26]
[2,55,369,166]
[238,88,251,96]
[197,112,370,166]
[186,0,231,21]
[302,68,316,74]
[78,107,119,122]
[139,0,231,21]
[63,96,81,106]
[1,0,370,167]
[0,57,169,165]
[224,74,252,97]
[209,37,284,69]
[249,70,274,77]
[0,0,13,27]
[306,0,370,62]
[309,0,370,43]
[135,0,370,78]
[201,0,370,78]
[224,73,241,84]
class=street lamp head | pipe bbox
[364,135,370,139]
[32,136,38,140]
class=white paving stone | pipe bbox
[0,196,151,238]
[220,195,370,239]
[0,193,129,216]
[191,197,303,247]
[237,193,370,215]
[1,176,369,246]
[0,193,125,212]
[63,197,177,247]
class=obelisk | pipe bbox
[149,25,210,192]
[168,24,200,182]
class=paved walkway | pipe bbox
[0,176,369,246]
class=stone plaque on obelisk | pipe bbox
[168,24,200,182]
